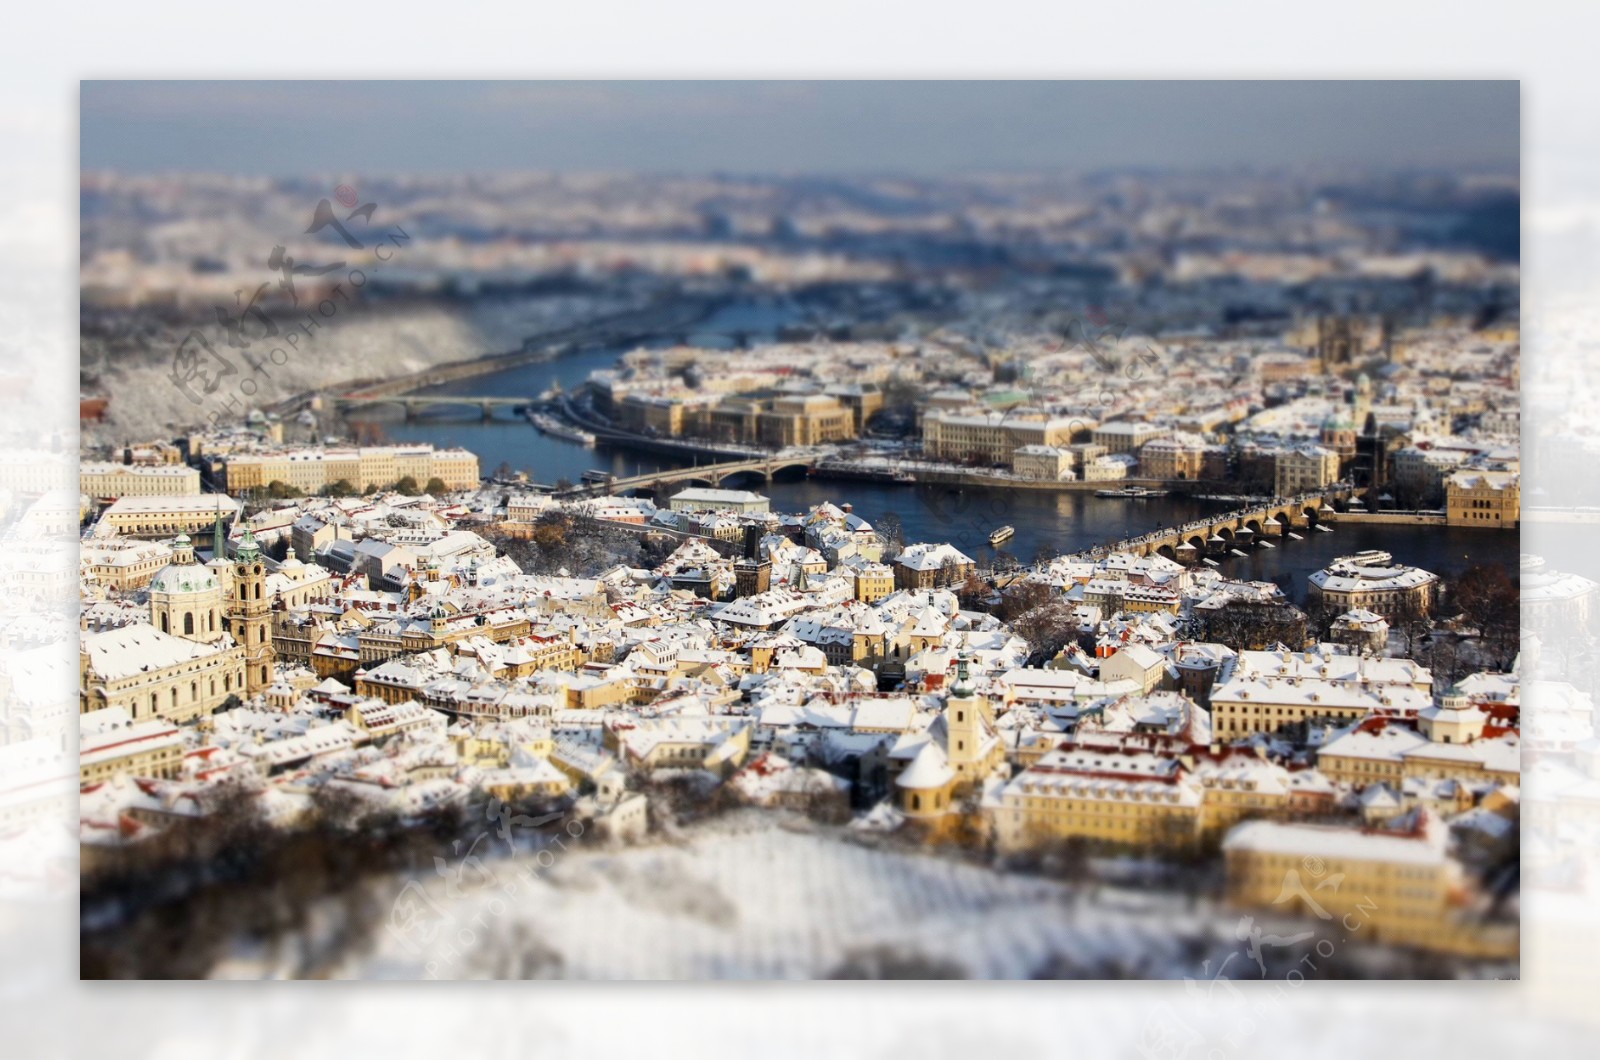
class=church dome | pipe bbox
[150,534,220,595]
[150,562,220,595]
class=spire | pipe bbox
[212,501,226,560]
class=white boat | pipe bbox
[528,411,596,447]
[989,525,1015,546]
[1287,532,1304,541]
[1258,541,1275,549]
[1314,524,1334,533]
[1230,549,1248,557]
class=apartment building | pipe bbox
[923,410,1079,465]
[100,494,239,537]
[1010,444,1076,481]
[220,445,480,496]
[1223,817,1515,958]
[1445,469,1519,528]
[1138,433,1226,481]
[80,462,201,501]
[1307,551,1439,621]
[1274,444,1340,498]
[1091,421,1171,455]
[79,707,184,786]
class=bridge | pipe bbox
[559,455,820,497]
[1071,486,1362,563]
[328,394,548,421]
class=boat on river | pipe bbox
[1095,486,1169,499]
[527,411,596,447]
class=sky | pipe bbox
[79,81,1519,176]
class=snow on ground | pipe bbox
[350,812,1221,980]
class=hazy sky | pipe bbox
[79,81,1519,176]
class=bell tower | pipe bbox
[945,654,992,789]
[228,527,274,696]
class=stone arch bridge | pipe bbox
[1078,486,1361,563]
[559,455,818,497]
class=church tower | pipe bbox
[150,533,225,643]
[228,527,274,696]
[944,654,994,790]
[1315,316,1359,374]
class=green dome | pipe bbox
[150,562,219,595]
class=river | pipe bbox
[355,297,1518,603]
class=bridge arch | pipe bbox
[1156,544,1178,561]
[339,397,412,417]
[718,468,770,488]
[767,462,811,483]
[1302,504,1322,527]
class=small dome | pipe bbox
[1321,410,1354,431]
[150,562,219,595]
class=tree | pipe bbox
[879,372,921,413]
[1390,592,1435,659]
[957,571,991,611]
[424,476,448,496]
[997,578,1055,622]
[1424,631,1469,686]
[1200,599,1310,652]
[321,479,357,497]
[265,480,297,500]
[1303,593,1342,644]
[874,511,905,558]
[1452,564,1520,669]
[393,475,420,495]
[1012,601,1081,661]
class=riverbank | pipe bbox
[1336,511,1449,526]
[324,292,725,404]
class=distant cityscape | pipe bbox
[52,154,1548,979]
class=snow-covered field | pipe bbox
[345,813,1223,980]
[82,291,643,445]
